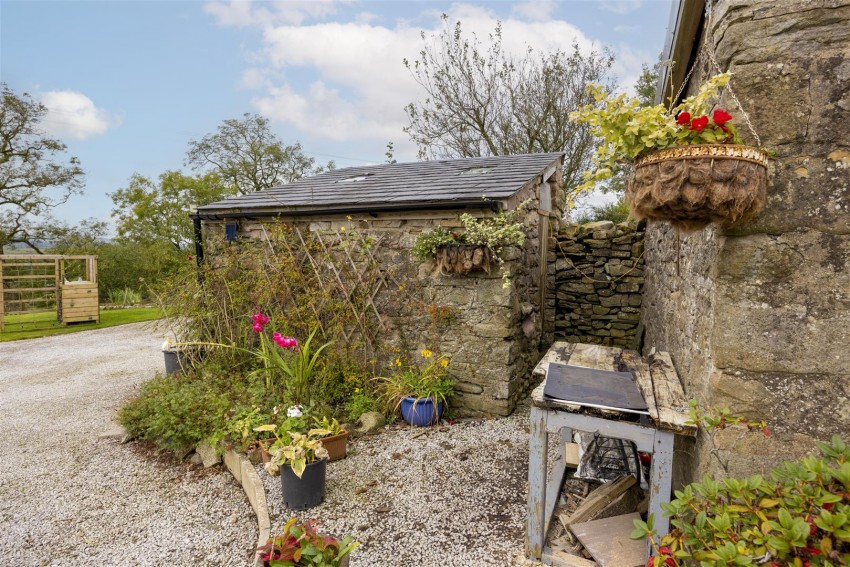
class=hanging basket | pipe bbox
[626,144,769,232]
[434,244,494,275]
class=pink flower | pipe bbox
[251,312,270,326]
[252,322,264,333]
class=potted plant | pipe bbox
[257,518,359,567]
[570,72,769,232]
[313,416,349,462]
[379,349,454,427]
[160,338,207,375]
[255,423,332,510]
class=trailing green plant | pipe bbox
[412,200,531,262]
[257,518,359,567]
[632,434,850,566]
[378,349,454,415]
[570,72,745,192]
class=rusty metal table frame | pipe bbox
[525,344,685,562]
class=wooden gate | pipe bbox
[0,255,99,331]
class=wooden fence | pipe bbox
[0,255,98,330]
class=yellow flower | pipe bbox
[395,357,402,367]
[354,387,361,393]
[440,359,449,368]
[421,349,433,358]
[346,215,352,221]
[340,226,346,232]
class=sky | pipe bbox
[1,0,674,231]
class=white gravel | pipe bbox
[259,401,557,567]
[0,322,256,566]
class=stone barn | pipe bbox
[643,0,850,480]
[192,152,564,416]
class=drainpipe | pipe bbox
[190,214,204,283]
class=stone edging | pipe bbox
[223,449,269,567]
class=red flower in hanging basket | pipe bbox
[713,108,733,126]
[676,111,691,125]
[689,115,709,131]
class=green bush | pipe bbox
[634,435,850,566]
[118,373,231,453]
[574,197,631,224]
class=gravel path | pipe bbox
[259,401,554,567]
[0,322,256,566]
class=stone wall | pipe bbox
[204,173,564,417]
[642,0,850,481]
[554,221,645,347]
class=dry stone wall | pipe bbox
[554,221,645,347]
[642,0,850,481]
[206,176,564,418]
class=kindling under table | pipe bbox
[526,342,696,563]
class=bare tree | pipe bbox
[404,17,615,196]
[0,83,85,252]
[186,113,332,195]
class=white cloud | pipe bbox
[205,0,344,27]
[40,90,119,141]
[234,5,598,150]
[600,1,644,15]
[512,0,556,22]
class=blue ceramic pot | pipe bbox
[400,396,444,427]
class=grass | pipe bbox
[0,307,163,342]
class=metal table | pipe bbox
[526,342,696,562]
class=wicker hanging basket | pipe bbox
[626,144,769,232]
[434,244,494,275]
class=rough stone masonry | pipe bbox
[554,220,645,348]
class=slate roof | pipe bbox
[195,152,563,218]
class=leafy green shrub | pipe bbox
[106,287,143,307]
[633,435,850,566]
[574,197,631,224]
[118,374,231,453]
[346,390,379,422]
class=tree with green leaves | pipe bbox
[110,170,232,251]
[185,113,333,194]
[0,83,85,252]
[403,17,615,198]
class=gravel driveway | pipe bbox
[0,322,256,566]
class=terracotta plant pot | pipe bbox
[320,430,349,462]
[627,144,769,232]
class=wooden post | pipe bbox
[0,257,5,331]
[527,405,549,559]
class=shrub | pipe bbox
[573,197,631,224]
[633,435,850,566]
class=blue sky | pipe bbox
[1,0,673,230]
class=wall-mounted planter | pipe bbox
[434,244,494,274]
[627,144,769,232]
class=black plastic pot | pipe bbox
[280,458,327,510]
[163,349,183,375]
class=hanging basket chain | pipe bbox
[703,0,763,147]
[670,0,763,147]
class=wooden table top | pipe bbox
[531,342,697,436]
